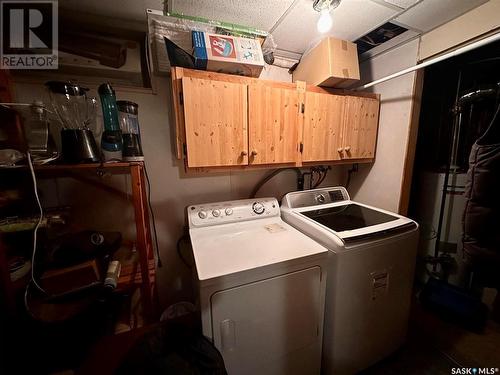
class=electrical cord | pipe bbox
[346,163,358,189]
[313,167,329,188]
[309,169,317,189]
[176,233,192,268]
[144,164,162,267]
[26,152,46,294]
[311,166,330,188]
[23,281,42,320]
[250,168,303,198]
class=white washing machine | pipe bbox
[281,187,419,374]
[188,197,328,375]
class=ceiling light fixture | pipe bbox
[317,8,333,33]
[313,0,341,33]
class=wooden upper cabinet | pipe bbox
[248,83,301,165]
[182,76,248,168]
[171,68,380,169]
[342,96,380,160]
[302,91,345,162]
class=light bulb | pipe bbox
[317,8,332,33]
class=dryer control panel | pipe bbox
[188,198,280,228]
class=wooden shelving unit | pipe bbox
[0,161,158,322]
[34,161,136,175]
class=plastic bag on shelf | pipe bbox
[148,11,269,75]
[262,34,277,65]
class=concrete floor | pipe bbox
[362,301,500,374]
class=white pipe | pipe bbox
[355,32,500,90]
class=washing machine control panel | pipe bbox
[252,202,265,215]
[282,187,350,209]
[188,198,280,228]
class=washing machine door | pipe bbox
[210,267,323,375]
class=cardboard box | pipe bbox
[192,31,264,78]
[293,37,360,88]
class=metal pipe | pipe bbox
[433,70,462,269]
[450,111,463,170]
[355,32,500,90]
[459,88,497,104]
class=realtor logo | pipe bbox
[1,1,58,69]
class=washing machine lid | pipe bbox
[301,203,399,232]
[295,204,416,243]
[282,187,417,243]
[301,202,417,242]
[189,217,328,282]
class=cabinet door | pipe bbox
[182,77,248,167]
[302,92,345,162]
[342,96,380,160]
[211,267,322,375]
[248,83,300,165]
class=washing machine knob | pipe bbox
[316,194,326,203]
[225,208,233,216]
[212,209,221,217]
[198,210,207,219]
[252,202,265,215]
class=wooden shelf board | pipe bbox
[8,258,155,296]
[115,258,155,293]
[35,161,143,175]
[0,161,144,176]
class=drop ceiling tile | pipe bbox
[394,0,488,32]
[374,0,422,10]
[169,0,296,31]
[272,0,399,54]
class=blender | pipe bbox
[45,81,100,163]
[98,83,122,162]
[117,101,144,161]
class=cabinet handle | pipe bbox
[241,151,248,156]
[345,146,351,152]
[251,150,258,156]
[337,148,343,153]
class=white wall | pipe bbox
[419,0,500,60]
[348,1,500,212]
[347,39,420,213]
[13,69,344,308]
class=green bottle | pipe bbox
[98,83,122,161]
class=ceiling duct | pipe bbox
[355,22,409,55]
